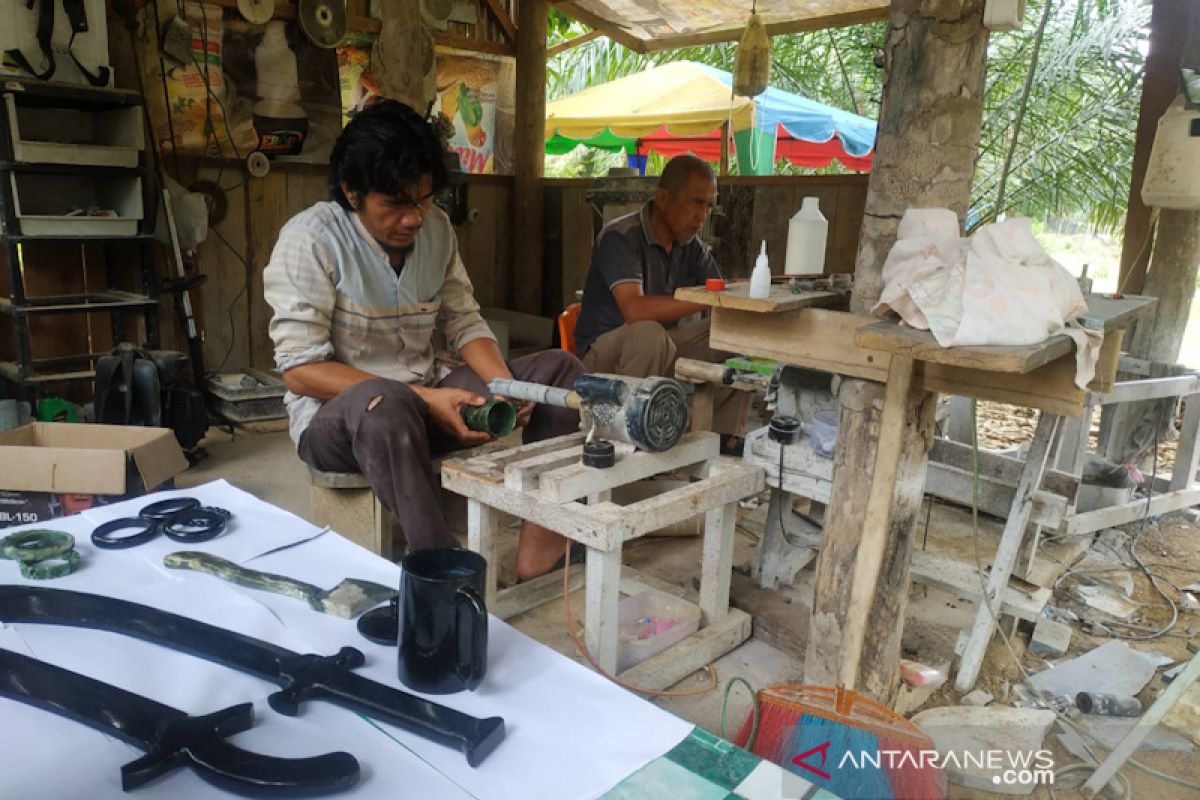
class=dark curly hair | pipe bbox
[328,99,448,209]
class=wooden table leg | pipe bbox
[467,499,501,610]
[955,412,1061,692]
[700,500,736,625]
[839,355,915,689]
[691,383,716,432]
[585,545,622,674]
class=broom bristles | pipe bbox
[736,685,946,800]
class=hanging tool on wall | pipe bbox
[0,647,360,795]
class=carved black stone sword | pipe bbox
[0,647,360,795]
[0,586,506,767]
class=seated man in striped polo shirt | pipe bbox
[264,100,582,581]
[573,155,749,453]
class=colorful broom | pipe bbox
[734,684,946,800]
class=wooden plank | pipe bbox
[1171,392,1200,491]
[955,413,1060,692]
[691,383,716,432]
[829,181,867,274]
[536,432,718,503]
[1083,650,1200,797]
[492,566,585,619]
[586,462,764,542]
[547,30,602,57]
[617,608,751,692]
[195,165,249,371]
[909,550,1051,623]
[856,322,1074,374]
[434,32,515,57]
[1093,374,1200,405]
[699,502,736,624]
[926,466,1068,529]
[708,308,1098,417]
[504,447,587,492]
[838,355,915,689]
[479,0,518,43]
[635,7,890,52]
[674,283,842,314]
[930,437,1079,499]
[552,2,647,52]
[467,499,502,610]
[1077,293,1157,331]
[246,170,288,370]
[1064,486,1200,536]
[512,0,548,314]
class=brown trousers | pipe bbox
[581,317,749,437]
[298,350,583,551]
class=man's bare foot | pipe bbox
[515,522,570,582]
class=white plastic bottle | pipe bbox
[784,196,829,275]
[253,21,306,120]
[749,240,771,299]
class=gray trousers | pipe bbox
[581,317,749,436]
[298,350,583,551]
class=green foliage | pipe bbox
[546,0,1148,233]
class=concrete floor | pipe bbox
[179,426,803,739]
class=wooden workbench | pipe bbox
[678,282,1156,691]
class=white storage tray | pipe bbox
[6,94,142,168]
[10,172,142,236]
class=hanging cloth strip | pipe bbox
[5,0,111,86]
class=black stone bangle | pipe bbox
[162,507,229,543]
[92,518,161,550]
[1,530,75,563]
[139,497,201,521]
[19,549,81,580]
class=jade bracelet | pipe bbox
[1,529,75,563]
[18,548,82,580]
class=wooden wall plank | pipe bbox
[247,170,289,370]
[195,165,250,373]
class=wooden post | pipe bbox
[805,0,988,705]
[720,121,730,176]
[513,0,549,316]
[1118,0,1197,295]
[1104,3,1200,463]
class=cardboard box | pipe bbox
[0,422,188,528]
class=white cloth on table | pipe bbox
[873,209,1103,388]
[0,480,692,800]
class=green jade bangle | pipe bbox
[1,529,75,562]
[19,548,82,580]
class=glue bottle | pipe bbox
[749,240,771,299]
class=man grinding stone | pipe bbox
[265,100,583,580]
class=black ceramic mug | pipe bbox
[397,547,489,694]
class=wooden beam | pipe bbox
[639,7,890,52]
[433,31,515,57]
[555,2,647,52]
[205,0,380,33]
[719,120,730,176]
[480,0,518,44]
[1118,0,1196,294]
[547,29,602,57]
[513,0,548,315]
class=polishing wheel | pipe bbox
[298,0,348,49]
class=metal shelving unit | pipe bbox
[0,79,159,396]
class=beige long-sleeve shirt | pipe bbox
[263,201,496,444]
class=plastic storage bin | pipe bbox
[5,94,143,168]
[617,588,702,673]
[10,173,142,236]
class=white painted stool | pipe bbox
[440,431,763,689]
